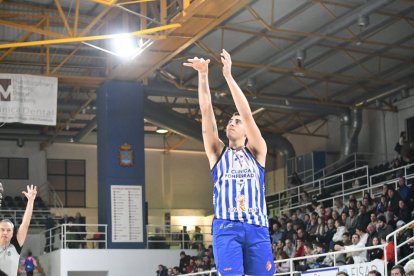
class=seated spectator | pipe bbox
[156,264,168,276]
[270,221,284,244]
[366,223,378,246]
[332,219,347,243]
[184,258,196,274]
[283,222,295,241]
[294,239,305,258]
[276,251,290,273]
[396,220,413,259]
[315,217,327,240]
[346,208,358,234]
[334,233,367,264]
[303,213,311,232]
[370,212,379,228]
[397,200,411,223]
[404,260,414,276]
[283,239,295,258]
[381,236,395,270]
[172,266,180,275]
[356,204,370,230]
[398,176,410,203]
[179,251,190,274]
[323,219,336,249]
[376,195,388,214]
[368,236,383,261]
[334,198,348,216]
[377,215,394,238]
[342,232,352,246]
[387,186,401,216]
[296,227,309,243]
[368,270,382,276]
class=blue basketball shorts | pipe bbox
[212,219,275,276]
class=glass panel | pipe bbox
[67,176,85,190]
[67,192,85,207]
[47,159,65,174]
[48,176,66,190]
[56,191,66,206]
[0,159,8,178]
[9,158,28,179]
[67,160,85,175]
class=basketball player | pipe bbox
[0,185,37,276]
[184,49,274,275]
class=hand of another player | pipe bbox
[22,184,37,202]
[183,57,210,74]
[220,49,232,79]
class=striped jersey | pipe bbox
[211,146,269,227]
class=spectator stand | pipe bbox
[267,166,369,216]
[43,223,107,252]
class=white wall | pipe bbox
[38,249,196,276]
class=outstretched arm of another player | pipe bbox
[221,49,266,165]
[17,184,37,246]
[183,57,224,167]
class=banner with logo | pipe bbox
[0,74,57,125]
[338,259,385,276]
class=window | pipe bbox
[47,159,86,207]
[0,158,28,179]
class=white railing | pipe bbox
[370,162,414,187]
[386,218,414,266]
[268,162,413,215]
[43,223,107,252]
[267,166,369,214]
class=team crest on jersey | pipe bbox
[266,261,272,271]
[236,194,246,212]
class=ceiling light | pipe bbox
[156,128,168,134]
[358,14,370,28]
[113,34,138,59]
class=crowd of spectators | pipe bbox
[269,176,414,273]
[157,248,216,276]
[156,174,414,275]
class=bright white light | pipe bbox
[156,128,168,134]
[113,34,138,59]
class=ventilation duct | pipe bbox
[340,109,362,157]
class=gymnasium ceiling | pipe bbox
[0,0,413,150]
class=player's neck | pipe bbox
[228,141,244,150]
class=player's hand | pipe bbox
[22,184,37,201]
[183,57,210,74]
[220,49,232,79]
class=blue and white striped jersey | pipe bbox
[211,146,269,227]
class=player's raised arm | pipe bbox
[183,57,224,168]
[220,49,266,165]
[17,184,37,246]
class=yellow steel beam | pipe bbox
[118,0,156,4]
[160,0,167,25]
[54,0,73,36]
[0,24,181,49]
[79,5,113,36]
[0,18,47,63]
[88,0,117,6]
[0,19,66,38]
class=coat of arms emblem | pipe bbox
[119,143,134,167]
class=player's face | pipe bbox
[0,221,13,244]
[226,115,245,140]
